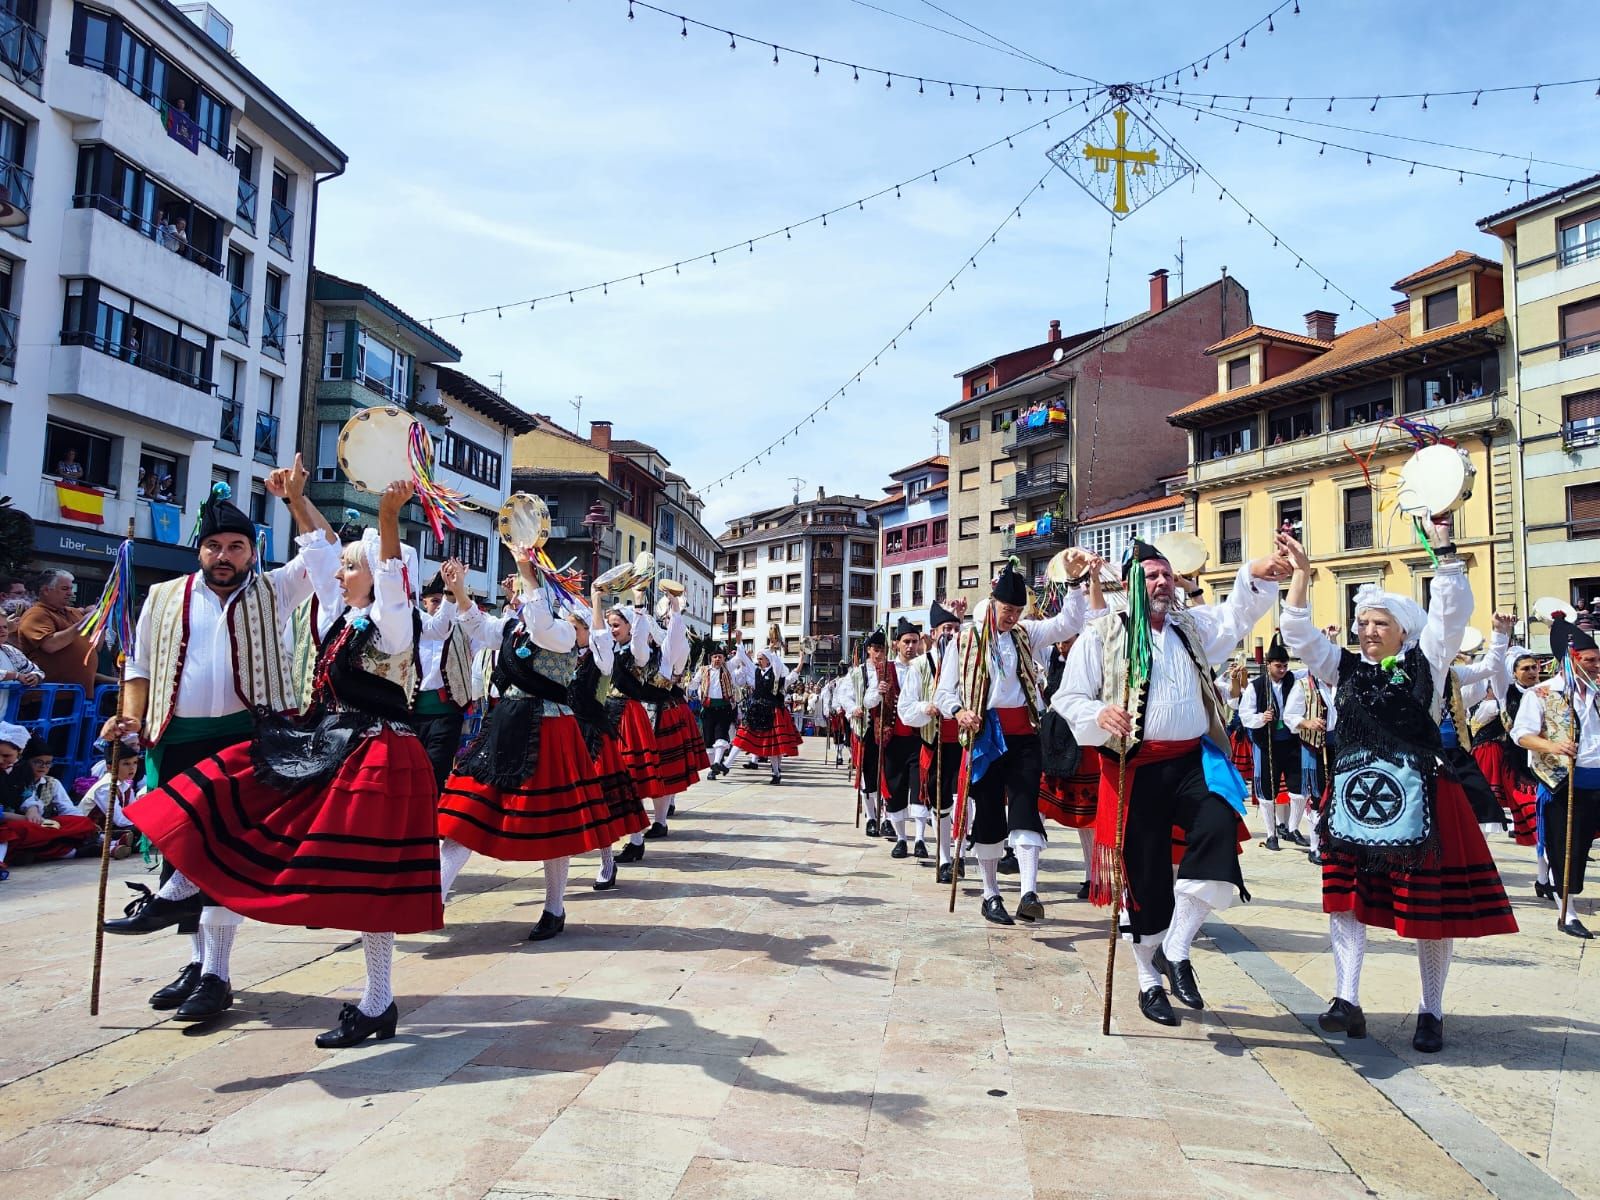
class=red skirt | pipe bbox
[775,708,803,753]
[126,728,443,935]
[735,710,802,759]
[1474,740,1538,846]
[0,813,100,860]
[654,701,706,795]
[591,733,650,841]
[1321,774,1518,939]
[1039,749,1100,828]
[1230,731,1255,795]
[439,713,617,861]
[616,699,665,799]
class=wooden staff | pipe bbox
[1100,671,1133,1036]
[1559,744,1577,932]
[949,619,990,912]
[90,517,135,1017]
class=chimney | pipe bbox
[1048,319,1061,342]
[1148,269,1169,312]
[1392,299,1411,316]
[1304,310,1338,341]
[589,420,612,450]
[816,486,825,501]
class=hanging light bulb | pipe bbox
[852,65,859,81]
[1472,90,1481,106]
[1267,14,1274,31]
[679,17,686,37]
[728,31,735,49]
[813,56,819,74]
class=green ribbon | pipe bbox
[1412,517,1440,568]
[1126,559,1152,690]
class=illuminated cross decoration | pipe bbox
[1084,109,1157,215]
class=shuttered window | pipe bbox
[1568,483,1600,539]
[1561,297,1600,357]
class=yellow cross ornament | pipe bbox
[1083,109,1159,215]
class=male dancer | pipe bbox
[695,645,739,779]
[840,630,889,837]
[1238,636,1304,850]
[900,600,964,883]
[878,619,927,858]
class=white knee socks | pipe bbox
[1329,910,1367,1005]
[937,815,953,865]
[1076,828,1095,875]
[711,739,729,766]
[1274,801,1289,832]
[1416,937,1454,1019]
[629,829,645,847]
[1288,793,1307,834]
[651,794,671,824]
[1162,893,1210,963]
[913,813,928,843]
[1133,936,1164,991]
[723,747,740,769]
[1307,824,1320,856]
[889,813,908,841]
[1258,801,1277,841]
[976,852,1001,900]
[359,932,395,1017]
[862,792,880,820]
[439,838,473,901]
[597,845,615,883]
[771,760,782,780]
[201,924,235,981]
[1015,843,1041,895]
[1536,853,1551,885]
[544,856,569,917]
[158,871,200,902]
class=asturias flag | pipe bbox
[149,501,181,544]
[56,482,105,525]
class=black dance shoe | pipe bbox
[890,840,909,859]
[527,911,567,942]
[1153,947,1204,1010]
[1412,1012,1444,1054]
[937,863,953,885]
[1286,829,1310,848]
[767,774,782,786]
[882,822,898,841]
[1262,835,1281,852]
[593,866,618,892]
[864,818,879,838]
[668,801,676,816]
[1317,998,1367,1039]
[149,961,204,1011]
[1560,918,1593,939]
[981,895,1014,926]
[315,1001,398,1049]
[998,849,1019,875]
[644,822,669,840]
[1076,880,1091,900]
[174,973,233,1022]
[1534,881,1556,901]
[103,883,199,935]
[1016,891,1045,922]
[1138,986,1180,1026]
[1308,850,1324,866]
[913,840,929,860]
[616,842,644,863]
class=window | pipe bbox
[269,168,294,255]
[786,542,801,560]
[248,483,268,526]
[1423,288,1459,331]
[436,431,503,488]
[990,511,1014,534]
[1344,488,1373,549]
[849,575,874,599]
[73,145,227,272]
[448,530,489,571]
[1218,509,1242,564]
[991,459,1014,483]
[1227,356,1251,390]
[60,278,212,391]
[911,570,924,606]
[740,608,755,627]
[958,515,978,540]
[259,371,279,415]
[768,545,782,560]
[932,519,947,545]
[786,573,801,592]
[352,327,411,399]
[740,579,755,596]
[959,421,980,444]
[990,407,1019,433]
[129,448,176,501]
[1333,381,1393,429]
[1267,401,1320,443]
[959,566,979,589]
[766,575,782,590]
[766,606,783,623]
[742,549,756,567]
[885,529,904,555]
[785,605,800,624]
[1276,497,1304,548]
[935,566,948,595]
[1560,297,1600,358]
[315,421,340,481]
[1564,391,1600,446]
[1403,353,1498,411]
[44,420,113,488]
[889,574,902,607]
[850,543,874,567]
[907,525,929,550]
[322,320,345,379]
[959,468,979,492]
[1344,581,1379,635]
[1081,526,1113,559]
[970,377,990,398]
[1203,418,1256,459]
[817,541,837,559]
[1569,483,1600,539]
[1559,206,1600,268]
[657,508,675,545]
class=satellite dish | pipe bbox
[1052,347,1066,363]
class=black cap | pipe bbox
[991,563,1028,607]
[1570,628,1597,653]
[929,599,958,629]
[1121,539,1168,580]
[1264,633,1289,664]
[864,629,887,650]
[895,617,920,640]
[195,492,256,542]
[420,573,445,598]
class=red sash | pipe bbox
[1090,738,1201,906]
[996,706,1034,737]
[891,719,918,738]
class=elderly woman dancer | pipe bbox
[1278,530,1515,1054]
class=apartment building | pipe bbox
[872,454,949,630]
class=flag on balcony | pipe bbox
[56,482,104,525]
[254,523,273,563]
[1015,519,1038,538]
[149,502,181,544]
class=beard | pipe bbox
[201,563,246,591]
[1147,594,1173,618]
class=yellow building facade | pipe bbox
[1170,253,1515,650]
[1479,176,1600,635]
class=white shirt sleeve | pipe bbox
[897,660,934,726]
[267,530,341,618]
[1186,563,1281,663]
[419,603,457,643]
[626,609,652,667]
[1283,678,1308,731]
[1279,603,1344,687]
[368,559,417,655]
[1055,620,1110,747]
[836,670,856,716]
[1420,560,1472,696]
[861,661,881,710]
[588,627,615,674]
[933,639,965,717]
[125,591,157,682]
[1509,683,1548,750]
[1237,676,1268,729]
[731,647,756,688]
[1020,589,1099,655]
[522,590,576,654]
[660,609,690,676]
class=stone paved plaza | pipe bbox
[2,746,1595,1199]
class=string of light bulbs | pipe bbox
[700,166,1055,492]
[623,0,1104,95]
[1135,0,1304,89]
[1143,75,1600,109]
[845,0,1053,71]
[424,102,1076,325]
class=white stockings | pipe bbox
[1328,910,1367,1005]
[439,838,473,901]
[1162,893,1210,964]
[158,871,200,902]
[544,856,569,917]
[1416,937,1454,1019]
[201,923,236,981]
[359,932,394,1017]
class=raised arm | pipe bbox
[1189,559,1286,663]
[660,601,690,676]
[368,481,418,655]
[1419,558,1472,685]
[1054,620,1111,746]
[1276,533,1343,685]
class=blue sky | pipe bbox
[218,0,1600,530]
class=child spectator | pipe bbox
[80,742,142,859]
[0,723,102,873]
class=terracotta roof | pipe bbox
[1206,324,1331,356]
[611,438,670,465]
[1170,309,1505,424]
[435,367,537,434]
[1479,172,1600,231]
[1081,495,1184,523]
[890,454,949,476]
[924,480,948,494]
[1391,251,1497,292]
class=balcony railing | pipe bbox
[0,155,32,221]
[1001,413,1069,454]
[0,306,15,382]
[0,8,44,94]
[1558,233,1600,269]
[268,200,294,257]
[1005,524,1073,555]
[1343,521,1373,550]
[1564,419,1600,450]
[71,192,224,274]
[236,176,258,233]
[217,398,241,451]
[262,304,286,358]
[1220,538,1242,564]
[1568,517,1600,540]
[1002,461,1070,505]
[229,286,250,342]
[60,329,213,392]
[254,411,280,464]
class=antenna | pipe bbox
[570,394,583,431]
[490,371,504,395]
[931,422,944,456]
[787,476,805,504]
[1174,236,1185,295]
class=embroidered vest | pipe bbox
[848,663,872,738]
[145,573,292,742]
[435,622,475,707]
[1299,675,1328,748]
[1249,674,1296,748]
[288,595,321,712]
[1527,681,1580,790]
[697,664,735,703]
[953,624,1044,728]
[1444,670,1474,752]
[1092,609,1230,759]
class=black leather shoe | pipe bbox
[149,961,204,1011]
[981,895,1014,926]
[890,840,909,859]
[593,867,618,892]
[913,840,929,860]
[1262,835,1281,852]
[882,823,898,841]
[1016,891,1045,922]
[315,1001,398,1049]
[527,910,566,942]
[1534,881,1556,901]
[767,774,782,785]
[1561,918,1594,939]
[616,841,644,863]
[1286,829,1310,848]
[668,801,676,816]
[103,883,199,935]
[1317,997,1368,1038]
[644,822,669,840]
[1153,947,1204,1010]
[1139,986,1180,1026]
[937,863,953,885]
[864,819,879,838]
[1412,1012,1444,1054]
[998,849,1019,875]
[1307,851,1324,866]
[1076,880,1091,900]
[173,973,232,1022]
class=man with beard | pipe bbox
[99,460,339,1021]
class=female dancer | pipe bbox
[572,589,651,886]
[732,644,800,784]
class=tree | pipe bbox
[0,496,33,579]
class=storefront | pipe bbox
[29,522,247,602]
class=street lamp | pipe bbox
[582,501,612,588]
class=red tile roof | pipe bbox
[1206,324,1332,356]
[1391,251,1498,292]
[1081,495,1184,523]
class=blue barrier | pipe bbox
[0,682,88,774]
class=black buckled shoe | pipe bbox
[173,973,232,1022]
[864,818,878,838]
[1152,947,1204,1010]
[668,801,676,816]
[103,882,200,935]
[981,895,1014,926]
[1286,829,1310,848]
[1139,986,1180,1026]
[315,1001,398,1049]
[149,961,204,1011]
[1262,835,1281,852]
[767,774,782,786]
[1308,850,1324,866]
[616,841,644,863]
[890,840,909,859]
[1076,880,1091,900]
[997,849,1019,875]
[882,822,898,842]
[1412,1012,1444,1054]
[1317,997,1367,1038]
[1560,918,1593,939]
[936,862,953,885]
[1016,891,1045,922]
[593,866,618,892]
[1534,881,1555,901]
[644,822,668,840]
[913,840,929,859]
[527,910,566,942]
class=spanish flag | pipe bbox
[56,482,105,525]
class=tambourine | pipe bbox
[337,405,416,494]
[1459,627,1484,655]
[497,492,550,554]
[1532,596,1569,623]
[1153,530,1209,577]
[1395,444,1475,520]
[592,561,637,593]
[1044,547,1092,584]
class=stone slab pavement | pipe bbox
[1,744,1594,1199]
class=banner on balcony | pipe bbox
[255,523,273,563]
[149,502,181,544]
[56,482,105,525]
[1015,519,1037,538]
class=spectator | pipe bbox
[79,741,141,858]
[0,723,101,871]
[1374,404,1391,420]
[56,448,84,482]
[0,578,27,605]
[15,570,100,693]
[0,607,44,685]
[21,740,76,821]
[170,217,188,253]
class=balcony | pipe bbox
[1002,461,1070,506]
[254,411,280,465]
[262,304,286,360]
[1343,521,1373,551]
[228,286,250,343]
[217,398,241,451]
[1564,418,1600,451]
[0,8,44,96]
[0,307,15,383]
[58,207,231,339]
[1219,538,1242,564]
[268,200,294,257]
[236,176,258,233]
[1559,232,1600,270]
[35,478,187,541]
[49,339,214,437]
[1004,522,1073,556]
[0,155,32,227]
[1001,412,1069,455]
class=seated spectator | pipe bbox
[56,448,84,482]
[0,723,100,873]
[0,607,44,686]
[16,570,102,693]
[1469,381,1484,398]
[21,740,77,820]
[79,741,142,859]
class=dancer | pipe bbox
[840,631,888,834]
[606,592,669,855]
[1439,620,1514,830]
[1037,635,1102,900]
[874,618,927,856]
[644,593,702,801]
[1059,541,1285,1025]
[1279,531,1516,1052]
[414,563,479,790]
[901,601,964,883]
[1511,630,1600,938]
[732,642,800,785]
[1284,664,1338,864]
[695,644,739,779]
[123,480,445,1047]
[1473,648,1545,866]
[1238,636,1305,851]
[100,461,339,1021]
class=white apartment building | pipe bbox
[0,0,344,588]
[654,469,717,636]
